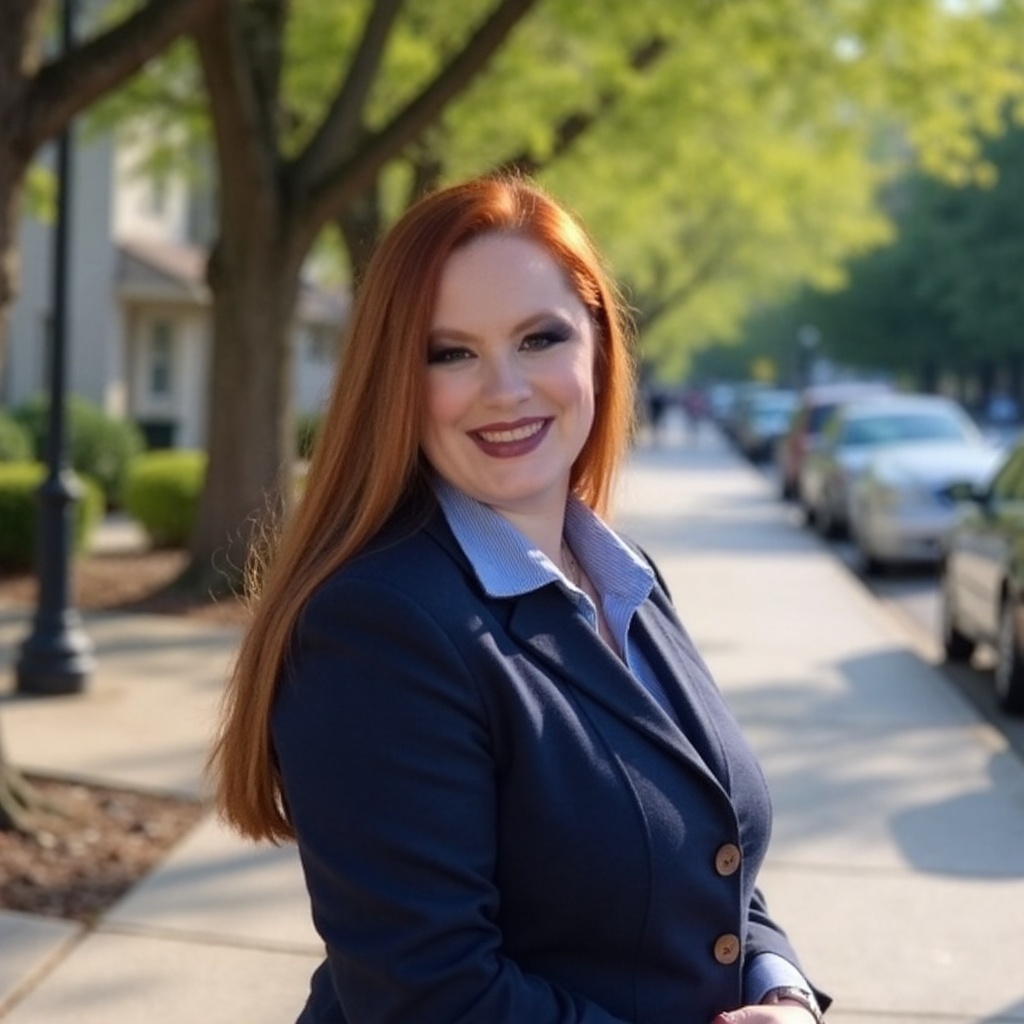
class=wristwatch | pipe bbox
[761,985,824,1023]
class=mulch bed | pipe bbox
[0,548,245,923]
[0,776,206,923]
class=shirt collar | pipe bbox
[433,477,654,608]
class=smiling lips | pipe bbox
[471,417,551,458]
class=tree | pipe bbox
[0,0,227,835]
[0,0,227,383]
[187,0,545,583]
[744,117,1024,402]
[85,0,1024,582]
[333,0,1024,378]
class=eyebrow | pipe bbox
[428,310,573,344]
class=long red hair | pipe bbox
[208,175,637,841]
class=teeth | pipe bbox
[478,421,544,443]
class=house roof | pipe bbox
[117,237,209,305]
[116,237,348,326]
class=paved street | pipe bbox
[1,418,1022,1023]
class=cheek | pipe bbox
[422,375,465,439]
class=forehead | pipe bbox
[431,233,587,329]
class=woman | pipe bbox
[209,176,829,1024]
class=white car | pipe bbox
[799,393,984,539]
[850,440,1002,574]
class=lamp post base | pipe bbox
[15,611,95,695]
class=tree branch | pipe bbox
[21,0,226,155]
[194,1,283,265]
[498,36,668,177]
[292,0,540,248]
[298,0,406,188]
[634,240,734,333]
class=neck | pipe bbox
[484,498,568,568]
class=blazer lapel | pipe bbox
[422,509,728,793]
[631,599,733,793]
[507,586,726,793]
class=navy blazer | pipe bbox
[272,504,815,1024]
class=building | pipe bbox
[2,129,347,449]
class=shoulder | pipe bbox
[302,507,480,631]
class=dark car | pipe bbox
[733,387,799,463]
[940,437,1024,714]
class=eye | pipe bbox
[427,345,473,365]
[521,323,573,352]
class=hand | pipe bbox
[712,1003,819,1024]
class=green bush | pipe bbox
[14,395,145,507]
[297,412,322,460]
[123,450,207,549]
[0,463,104,572]
[0,411,32,462]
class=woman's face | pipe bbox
[421,232,598,522]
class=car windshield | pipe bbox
[840,410,972,447]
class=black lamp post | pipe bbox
[15,0,95,696]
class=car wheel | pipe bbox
[851,517,884,576]
[859,548,887,577]
[816,495,842,540]
[994,600,1024,715]
[940,572,975,663]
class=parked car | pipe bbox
[850,439,1002,574]
[939,437,1024,714]
[774,381,892,500]
[719,381,771,444]
[733,388,799,463]
[800,393,984,539]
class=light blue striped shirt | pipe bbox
[432,479,812,1005]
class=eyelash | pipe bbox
[522,325,572,350]
[427,325,573,364]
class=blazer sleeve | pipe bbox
[271,576,632,1024]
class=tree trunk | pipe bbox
[0,149,26,384]
[0,724,46,833]
[187,239,302,590]
[336,181,383,288]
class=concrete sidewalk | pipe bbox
[1,421,1022,1022]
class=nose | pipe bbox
[481,352,531,405]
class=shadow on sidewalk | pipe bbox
[724,645,1024,881]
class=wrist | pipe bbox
[761,985,824,1023]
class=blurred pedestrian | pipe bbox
[646,386,670,444]
[208,176,829,1024]
[682,386,708,443]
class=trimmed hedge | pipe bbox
[14,395,145,507]
[0,462,104,572]
[123,450,207,549]
[0,411,32,462]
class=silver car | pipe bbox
[800,394,984,539]
[850,439,1002,574]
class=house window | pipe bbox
[148,320,175,397]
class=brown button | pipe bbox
[715,843,741,877]
[713,933,741,965]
